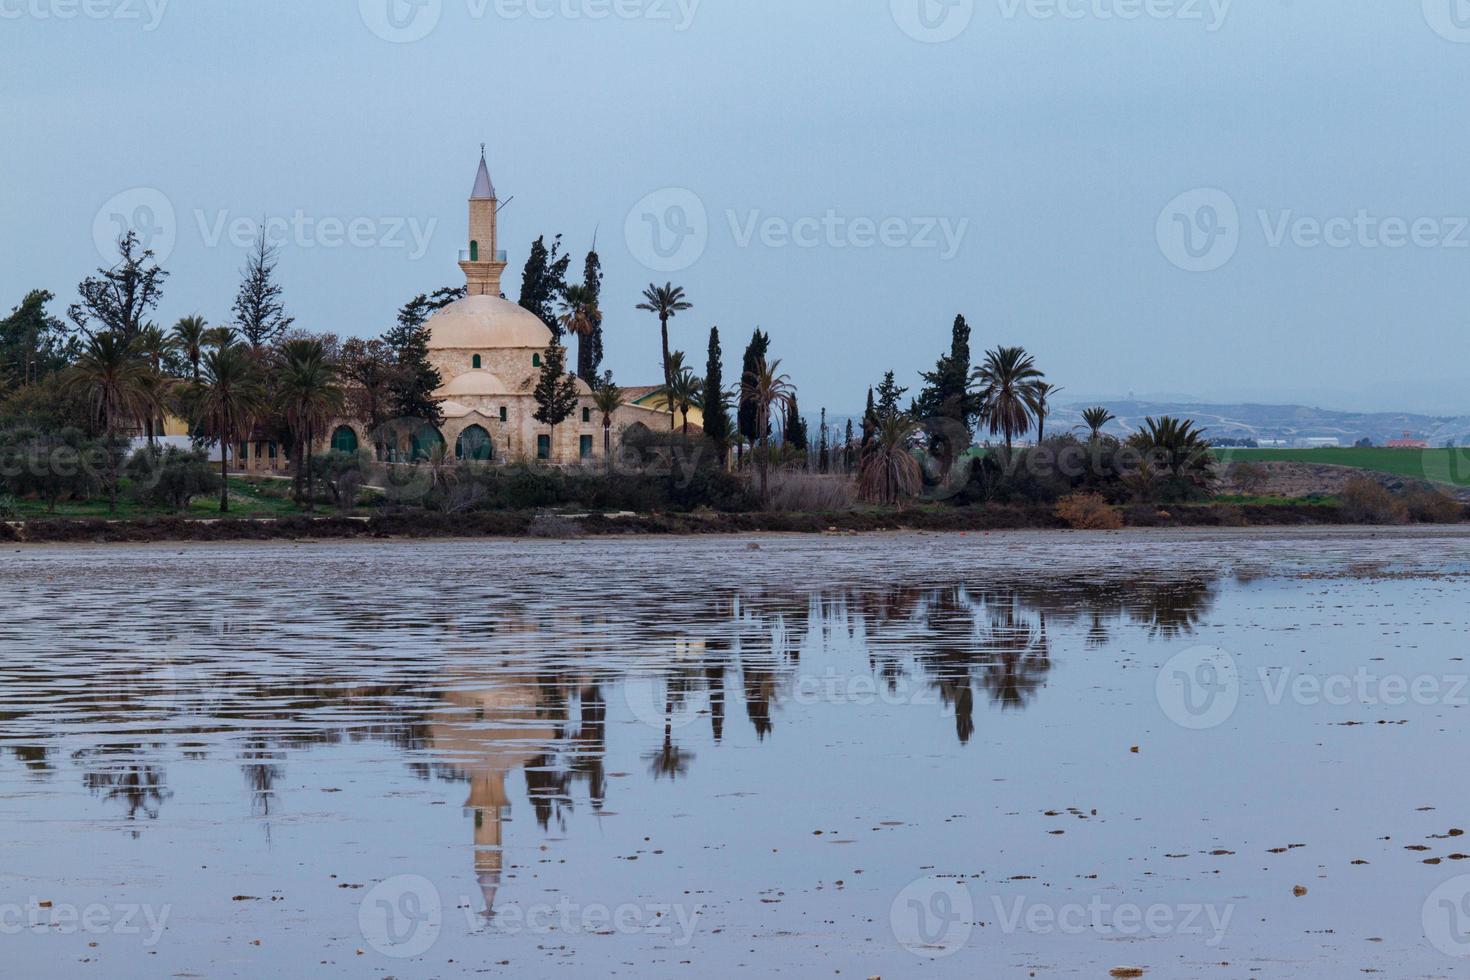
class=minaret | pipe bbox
[459,145,508,297]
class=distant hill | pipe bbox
[1051,401,1469,447]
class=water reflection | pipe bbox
[1,568,1219,908]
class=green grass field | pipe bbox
[1213,448,1470,487]
[5,477,314,520]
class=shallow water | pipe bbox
[3,528,1470,978]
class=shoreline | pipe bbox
[3,501,1465,546]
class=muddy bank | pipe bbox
[6,500,1464,544]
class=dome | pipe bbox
[427,295,553,350]
[438,370,511,398]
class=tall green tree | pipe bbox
[557,284,602,386]
[874,372,908,424]
[861,387,877,453]
[1081,406,1116,442]
[818,407,830,474]
[592,381,625,472]
[915,314,975,425]
[63,332,163,512]
[69,231,168,346]
[171,315,208,382]
[662,352,702,435]
[1,289,75,385]
[519,234,571,335]
[784,392,808,454]
[341,337,396,456]
[532,342,580,455]
[701,326,732,464]
[385,293,446,427]
[1031,381,1062,443]
[743,357,795,506]
[276,338,344,509]
[737,328,770,455]
[581,248,605,380]
[636,282,693,426]
[232,232,294,349]
[196,344,266,513]
[971,346,1045,451]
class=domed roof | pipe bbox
[438,369,511,398]
[427,295,552,350]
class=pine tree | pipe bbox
[518,234,571,337]
[582,248,605,380]
[232,232,294,349]
[68,230,168,346]
[532,342,580,454]
[874,371,908,423]
[737,327,770,453]
[702,326,731,462]
[385,293,445,426]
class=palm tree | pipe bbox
[172,315,208,382]
[135,323,175,445]
[662,351,703,435]
[1031,382,1062,444]
[1128,416,1215,499]
[63,332,163,513]
[742,357,795,506]
[971,346,1045,451]
[858,413,923,507]
[592,383,626,472]
[1080,406,1116,442]
[203,325,238,351]
[557,283,602,384]
[276,339,344,510]
[636,282,692,425]
[196,344,266,513]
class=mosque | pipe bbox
[237,150,685,472]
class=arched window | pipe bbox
[456,425,494,462]
[410,424,446,462]
[470,240,480,261]
[472,354,482,369]
[532,353,542,368]
[331,426,359,454]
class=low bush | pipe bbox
[126,446,220,512]
[1402,488,1464,524]
[1339,477,1408,524]
[1056,493,1124,530]
[764,472,857,512]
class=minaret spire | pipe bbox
[461,146,507,295]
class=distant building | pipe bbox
[1294,437,1341,449]
[1387,431,1429,449]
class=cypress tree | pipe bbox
[737,327,770,452]
[581,248,604,381]
[818,407,830,473]
[915,313,976,427]
[702,326,731,463]
[518,234,571,336]
[843,418,855,471]
[861,387,877,451]
[784,394,807,454]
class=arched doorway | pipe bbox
[456,425,494,462]
[411,424,446,462]
[330,425,359,454]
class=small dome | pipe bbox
[427,295,552,350]
[440,399,474,419]
[438,370,511,398]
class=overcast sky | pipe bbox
[4,0,1469,415]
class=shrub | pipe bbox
[526,514,585,538]
[1338,477,1408,524]
[1056,492,1124,530]
[1229,461,1269,496]
[764,472,857,512]
[126,446,220,512]
[1403,487,1463,524]
[0,493,18,519]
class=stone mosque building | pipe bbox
[304,150,678,469]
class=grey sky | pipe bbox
[3,0,1468,415]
